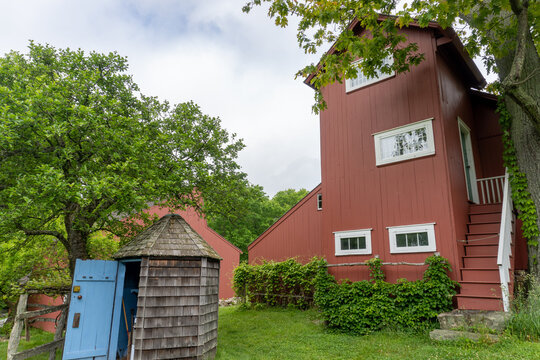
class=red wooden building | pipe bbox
[249,20,528,311]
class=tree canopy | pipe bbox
[243,0,540,274]
[208,187,309,258]
[0,43,247,273]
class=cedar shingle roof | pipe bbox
[113,214,221,260]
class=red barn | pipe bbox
[249,20,528,311]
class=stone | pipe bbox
[429,329,499,342]
[437,309,510,332]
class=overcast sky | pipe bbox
[0,0,322,196]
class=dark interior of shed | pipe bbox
[116,261,140,360]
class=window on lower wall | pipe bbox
[387,223,436,254]
[334,229,372,256]
[373,118,435,166]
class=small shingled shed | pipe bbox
[114,213,222,360]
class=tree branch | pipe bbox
[22,229,68,248]
[506,87,540,133]
[504,0,528,86]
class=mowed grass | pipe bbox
[216,306,540,360]
[0,327,61,359]
[2,307,539,359]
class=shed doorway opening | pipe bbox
[116,260,140,360]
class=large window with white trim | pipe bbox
[388,223,436,254]
[345,55,394,92]
[334,229,372,256]
[373,118,435,166]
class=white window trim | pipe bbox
[317,193,323,211]
[457,117,480,203]
[334,229,372,256]
[345,56,395,93]
[387,223,436,254]
[373,118,435,166]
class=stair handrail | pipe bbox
[497,170,513,312]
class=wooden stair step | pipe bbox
[468,204,502,214]
[468,222,501,234]
[463,255,497,268]
[469,212,501,223]
[458,281,502,297]
[461,268,500,282]
[463,244,498,256]
[455,295,503,311]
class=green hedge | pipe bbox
[314,256,459,333]
[233,258,327,309]
[234,256,458,333]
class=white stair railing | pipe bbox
[477,175,505,204]
[497,170,513,312]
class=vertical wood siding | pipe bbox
[133,257,219,359]
[319,27,455,282]
[248,185,323,264]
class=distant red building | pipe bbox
[249,20,528,311]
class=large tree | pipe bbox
[0,43,246,273]
[243,0,540,274]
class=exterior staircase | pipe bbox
[456,203,514,311]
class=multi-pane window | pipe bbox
[374,118,435,166]
[334,229,372,256]
[345,55,394,92]
[388,223,436,254]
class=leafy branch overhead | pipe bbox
[0,43,248,273]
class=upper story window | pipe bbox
[317,193,323,210]
[373,118,435,166]
[334,229,372,256]
[345,55,394,92]
[388,223,436,254]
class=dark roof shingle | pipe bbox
[113,214,221,260]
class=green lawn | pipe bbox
[2,307,539,359]
[216,306,540,360]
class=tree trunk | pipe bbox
[64,204,90,276]
[496,25,540,277]
[67,230,90,276]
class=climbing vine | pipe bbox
[497,98,539,247]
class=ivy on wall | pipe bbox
[497,98,539,247]
[233,256,458,333]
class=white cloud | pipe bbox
[0,0,322,196]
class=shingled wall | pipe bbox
[133,257,220,359]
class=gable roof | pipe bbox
[304,15,485,90]
[114,213,222,260]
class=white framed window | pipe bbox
[317,193,323,210]
[387,223,436,254]
[334,229,372,256]
[373,118,435,166]
[345,55,394,92]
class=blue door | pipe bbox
[63,260,125,360]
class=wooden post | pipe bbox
[7,293,29,360]
[49,297,69,360]
[24,319,30,341]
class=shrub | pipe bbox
[314,256,458,334]
[233,258,327,309]
[507,274,540,341]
